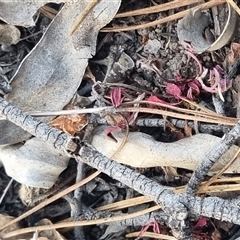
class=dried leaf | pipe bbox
[211,227,221,240]
[0,214,21,240]
[225,42,240,66]
[184,122,192,137]
[177,4,237,53]
[92,126,240,174]
[0,0,65,27]
[162,166,179,178]
[0,0,121,145]
[0,138,70,188]
[214,219,233,232]
[177,10,212,53]
[50,114,88,136]
[167,120,185,140]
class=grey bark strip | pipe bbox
[77,144,187,220]
[96,117,231,134]
[0,97,76,152]
[185,121,240,195]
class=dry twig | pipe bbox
[1,96,240,239]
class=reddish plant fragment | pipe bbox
[110,87,124,107]
[184,49,230,100]
[105,86,135,140]
[194,218,208,229]
[166,83,182,98]
[137,221,161,240]
[183,40,195,53]
[104,125,122,142]
[104,112,132,142]
[193,218,212,240]
[185,49,203,75]
[186,79,201,99]
[197,66,231,101]
[174,75,201,99]
[165,77,201,100]
[146,95,180,106]
[105,87,128,140]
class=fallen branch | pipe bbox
[0,97,76,153]
[1,97,240,239]
[185,121,240,195]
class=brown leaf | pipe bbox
[225,42,240,67]
[50,114,88,136]
[184,121,192,137]
[167,120,185,140]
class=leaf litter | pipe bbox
[1,1,240,240]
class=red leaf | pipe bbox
[110,87,124,107]
[147,95,181,106]
[166,83,182,98]
[147,95,168,104]
[194,218,208,229]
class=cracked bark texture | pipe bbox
[97,117,231,134]
[0,97,76,152]
[77,144,240,239]
[185,121,240,195]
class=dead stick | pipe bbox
[1,97,240,239]
[0,97,77,153]
[185,120,240,195]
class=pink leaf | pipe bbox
[110,87,124,107]
[137,221,161,240]
[175,74,183,82]
[186,50,203,75]
[147,95,168,104]
[147,95,180,106]
[194,218,208,229]
[104,125,122,142]
[188,81,200,95]
[166,83,182,98]
[187,88,194,100]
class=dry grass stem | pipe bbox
[102,0,226,32]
